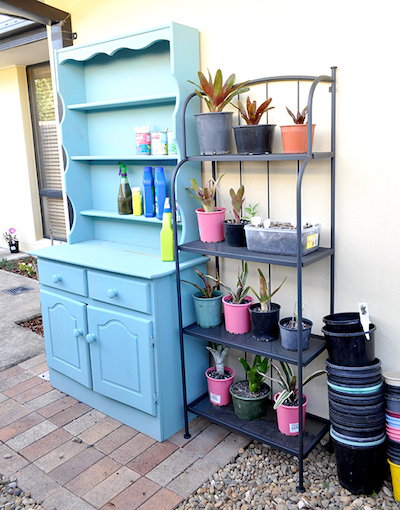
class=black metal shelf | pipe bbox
[179,241,333,267]
[185,151,334,163]
[188,393,330,458]
[183,324,326,366]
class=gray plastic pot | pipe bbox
[279,317,312,351]
[195,112,233,155]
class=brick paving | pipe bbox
[0,353,251,509]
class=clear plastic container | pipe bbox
[244,223,321,256]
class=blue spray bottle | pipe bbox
[154,167,167,220]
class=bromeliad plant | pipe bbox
[207,343,230,377]
[239,355,270,393]
[189,69,250,113]
[181,267,220,298]
[187,174,224,212]
[229,185,245,224]
[267,361,326,409]
[250,270,287,312]
[211,262,250,304]
[286,105,308,124]
[233,96,274,125]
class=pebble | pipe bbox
[177,442,400,510]
[0,475,44,509]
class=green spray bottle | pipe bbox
[118,162,133,215]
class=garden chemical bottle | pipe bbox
[154,166,166,220]
[118,162,133,214]
[160,197,174,261]
[142,166,155,217]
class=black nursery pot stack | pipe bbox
[323,313,386,495]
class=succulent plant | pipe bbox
[229,185,245,224]
[286,106,308,124]
[210,262,250,304]
[250,270,286,312]
[239,355,270,393]
[207,343,229,376]
[264,361,326,409]
[189,69,250,113]
[233,96,274,125]
[181,267,220,298]
[187,174,224,212]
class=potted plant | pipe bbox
[223,185,249,247]
[267,361,326,435]
[279,303,313,351]
[189,69,250,155]
[280,105,316,154]
[2,228,18,253]
[181,267,223,328]
[232,96,276,154]
[205,343,235,406]
[230,355,271,420]
[187,175,225,243]
[214,262,254,334]
[249,270,287,341]
[242,203,261,226]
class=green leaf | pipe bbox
[239,357,251,374]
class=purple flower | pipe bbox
[9,228,16,235]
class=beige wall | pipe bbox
[20,0,399,417]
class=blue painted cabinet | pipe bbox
[32,23,208,441]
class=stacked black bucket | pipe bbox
[322,313,386,495]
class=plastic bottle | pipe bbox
[117,162,133,215]
[132,187,142,215]
[154,166,167,220]
[142,166,155,217]
[160,197,174,261]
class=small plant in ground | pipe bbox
[239,355,270,392]
[18,261,36,276]
[0,258,7,268]
[233,96,274,125]
[286,106,308,124]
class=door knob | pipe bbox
[52,274,62,283]
[107,288,118,298]
[73,328,83,338]
[86,333,96,343]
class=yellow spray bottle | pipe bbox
[160,197,174,261]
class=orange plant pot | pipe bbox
[280,124,316,153]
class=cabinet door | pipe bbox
[87,305,156,416]
[40,290,91,388]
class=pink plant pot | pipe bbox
[387,409,400,419]
[222,295,254,335]
[195,208,226,243]
[274,392,308,436]
[206,366,235,406]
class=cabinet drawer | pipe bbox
[87,271,151,314]
[38,260,88,296]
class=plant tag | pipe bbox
[358,302,370,340]
[306,233,319,250]
[210,393,221,404]
[289,422,299,433]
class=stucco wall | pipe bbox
[16,0,400,418]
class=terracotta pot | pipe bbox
[280,124,315,153]
[206,366,235,406]
[274,392,308,436]
[195,208,226,243]
[222,295,253,335]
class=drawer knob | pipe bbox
[86,333,96,343]
[52,274,62,283]
[73,328,83,338]
[107,288,118,298]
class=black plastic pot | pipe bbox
[223,220,249,247]
[322,324,376,366]
[328,386,384,406]
[233,124,275,155]
[329,408,385,428]
[326,358,381,377]
[280,317,312,351]
[331,420,385,438]
[323,312,362,332]
[9,240,19,253]
[327,373,383,387]
[195,111,233,155]
[331,432,387,494]
[249,303,280,341]
[328,399,384,416]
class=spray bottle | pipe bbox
[118,162,133,215]
[160,197,174,261]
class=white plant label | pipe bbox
[210,393,221,404]
[289,422,299,433]
[358,302,370,340]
